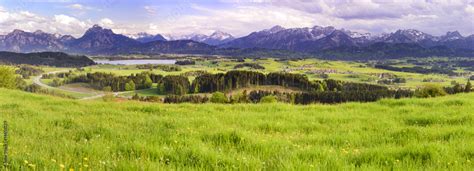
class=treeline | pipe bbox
[0,51,95,67]
[234,63,265,70]
[161,89,414,104]
[374,64,457,76]
[65,70,390,96]
[136,64,181,72]
[189,71,389,94]
[16,65,43,79]
[175,60,195,65]
[68,72,154,91]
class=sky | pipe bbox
[0,0,473,37]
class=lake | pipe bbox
[94,59,177,65]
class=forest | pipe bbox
[52,69,472,104]
[0,51,95,67]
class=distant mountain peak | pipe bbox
[11,29,25,34]
[264,25,286,34]
[33,30,45,34]
[129,32,167,43]
[85,25,113,35]
[209,31,234,40]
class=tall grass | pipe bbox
[0,88,472,170]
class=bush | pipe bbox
[260,95,278,103]
[125,80,136,91]
[103,86,112,92]
[102,94,115,102]
[210,92,228,103]
[415,84,447,98]
[0,66,18,89]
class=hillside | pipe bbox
[0,51,95,67]
[0,88,473,170]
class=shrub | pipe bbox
[103,86,113,92]
[260,95,278,103]
[0,66,18,89]
[102,94,115,102]
[466,80,472,92]
[125,80,136,91]
[415,84,447,98]
[210,92,228,103]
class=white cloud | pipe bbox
[144,6,157,16]
[149,5,318,36]
[99,18,114,27]
[0,7,91,37]
[68,4,85,10]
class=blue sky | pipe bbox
[0,0,473,37]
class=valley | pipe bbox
[28,56,472,101]
[0,1,473,170]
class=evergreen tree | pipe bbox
[144,76,153,88]
[465,80,472,93]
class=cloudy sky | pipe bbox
[0,0,473,37]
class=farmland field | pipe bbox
[0,88,473,170]
[36,57,473,99]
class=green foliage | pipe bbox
[161,75,190,95]
[16,65,43,79]
[465,80,472,93]
[415,84,447,98]
[102,86,112,92]
[144,76,153,89]
[210,92,228,103]
[0,66,17,89]
[259,95,277,103]
[125,80,136,91]
[102,93,115,102]
[51,78,64,87]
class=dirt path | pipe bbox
[33,71,144,100]
[33,71,107,100]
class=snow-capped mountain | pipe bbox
[0,29,65,52]
[221,25,356,51]
[168,31,235,45]
[128,32,167,43]
[383,29,435,43]
[0,24,472,57]
[440,31,464,42]
[221,25,474,53]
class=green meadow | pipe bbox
[0,89,473,170]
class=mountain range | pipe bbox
[0,24,473,59]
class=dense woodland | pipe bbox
[375,64,457,76]
[68,72,153,91]
[0,51,95,67]
[60,69,472,105]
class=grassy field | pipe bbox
[0,88,473,170]
[83,58,470,89]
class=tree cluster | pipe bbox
[136,64,182,72]
[375,64,457,76]
[16,65,43,79]
[68,72,153,92]
[164,95,209,103]
[234,63,265,70]
[175,60,196,65]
